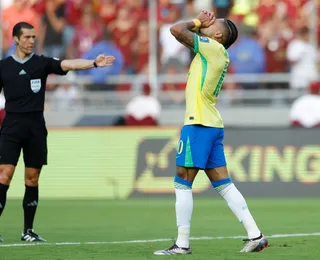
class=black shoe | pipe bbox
[21,229,47,242]
[154,243,192,255]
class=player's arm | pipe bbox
[169,21,198,50]
[61,55,116,72]
[170,11,215,50]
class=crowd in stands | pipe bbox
[1,0,320,92]
[1,0,320,127]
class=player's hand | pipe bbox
[95,54,116,67]
[197,10,215,28]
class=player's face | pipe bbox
[200,18,224,43]
[16,28,36,55]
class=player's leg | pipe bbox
[21,121,47,242]
[154,125,211,255]
[154,167,198,256]
[0,119,23,242]
[175,166,198,248]
[204,128,268,252]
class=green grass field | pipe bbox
[0,198,319,260]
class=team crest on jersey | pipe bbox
[200,36,209,43]
[30,79,41,93]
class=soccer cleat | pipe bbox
[21,229,47,242]
[0,235,3,242]
[240,233,268,252]
[154,243,192,255]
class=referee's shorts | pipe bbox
[0,112,48,168]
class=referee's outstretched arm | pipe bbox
[0,21,115,243]
[61,54,116,72]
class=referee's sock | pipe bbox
[212,178,261,239]
[0,183,9,216]
[23,185,39,233]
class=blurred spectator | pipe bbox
[65,0,90,26]
[212,0,234,17]
[157,0,180,25]
[161,59,186,104]
[264,18,292,74]
[125,84,161,126]
[50,72,82,111]
[119,0,148,22]
[67,3,103,59]
[77,30,124,84]
[230,0,258,23]
[286,27,318,90]
[0,94,5,127]
[159,6,189,67]
[109,6,137,73]
[30,0,46,15]
[193,0,213,13]
[2,0,42,53]
[131,20,151,73]
[256,0,277,25]
[181,0,196,20]
[256,16,293,88]
[228,24,266,88]
[42,0,66,58]
[279,0,308,29]
[290,82,320,128]
[96,0,118,25]
[300,0,320,48]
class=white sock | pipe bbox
[175,187,193,248]
[218,183,261,239]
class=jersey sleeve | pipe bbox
[43,56,68,76]
[193,34,224,59]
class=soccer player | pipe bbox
[154,11,268,255]
[0,22,115,242]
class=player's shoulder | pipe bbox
[198,35,226,50]
[0,55,16,69]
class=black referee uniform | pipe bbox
[0,53,67,168]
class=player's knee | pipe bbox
[176,167,187,180]
[25,168,41,187]
[0,165,15,184]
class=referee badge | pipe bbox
[30,79,41,93]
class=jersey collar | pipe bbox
[11,53,34,64]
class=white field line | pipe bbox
[0,232,320,248]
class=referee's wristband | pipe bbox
[93,61,98,68]
[192,18,201,31]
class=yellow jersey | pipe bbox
[184,34,229,128]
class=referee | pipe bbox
[0,22,115,242]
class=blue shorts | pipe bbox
[176,125,226,169]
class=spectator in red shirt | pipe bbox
[109,6,137,73]
[131,20,150,73]
[117,0,148,22]
[96,0,118,25]
[67,3,102,59]
[2,0,42,53]
[65,0,91,26]
[157,0,180,25]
